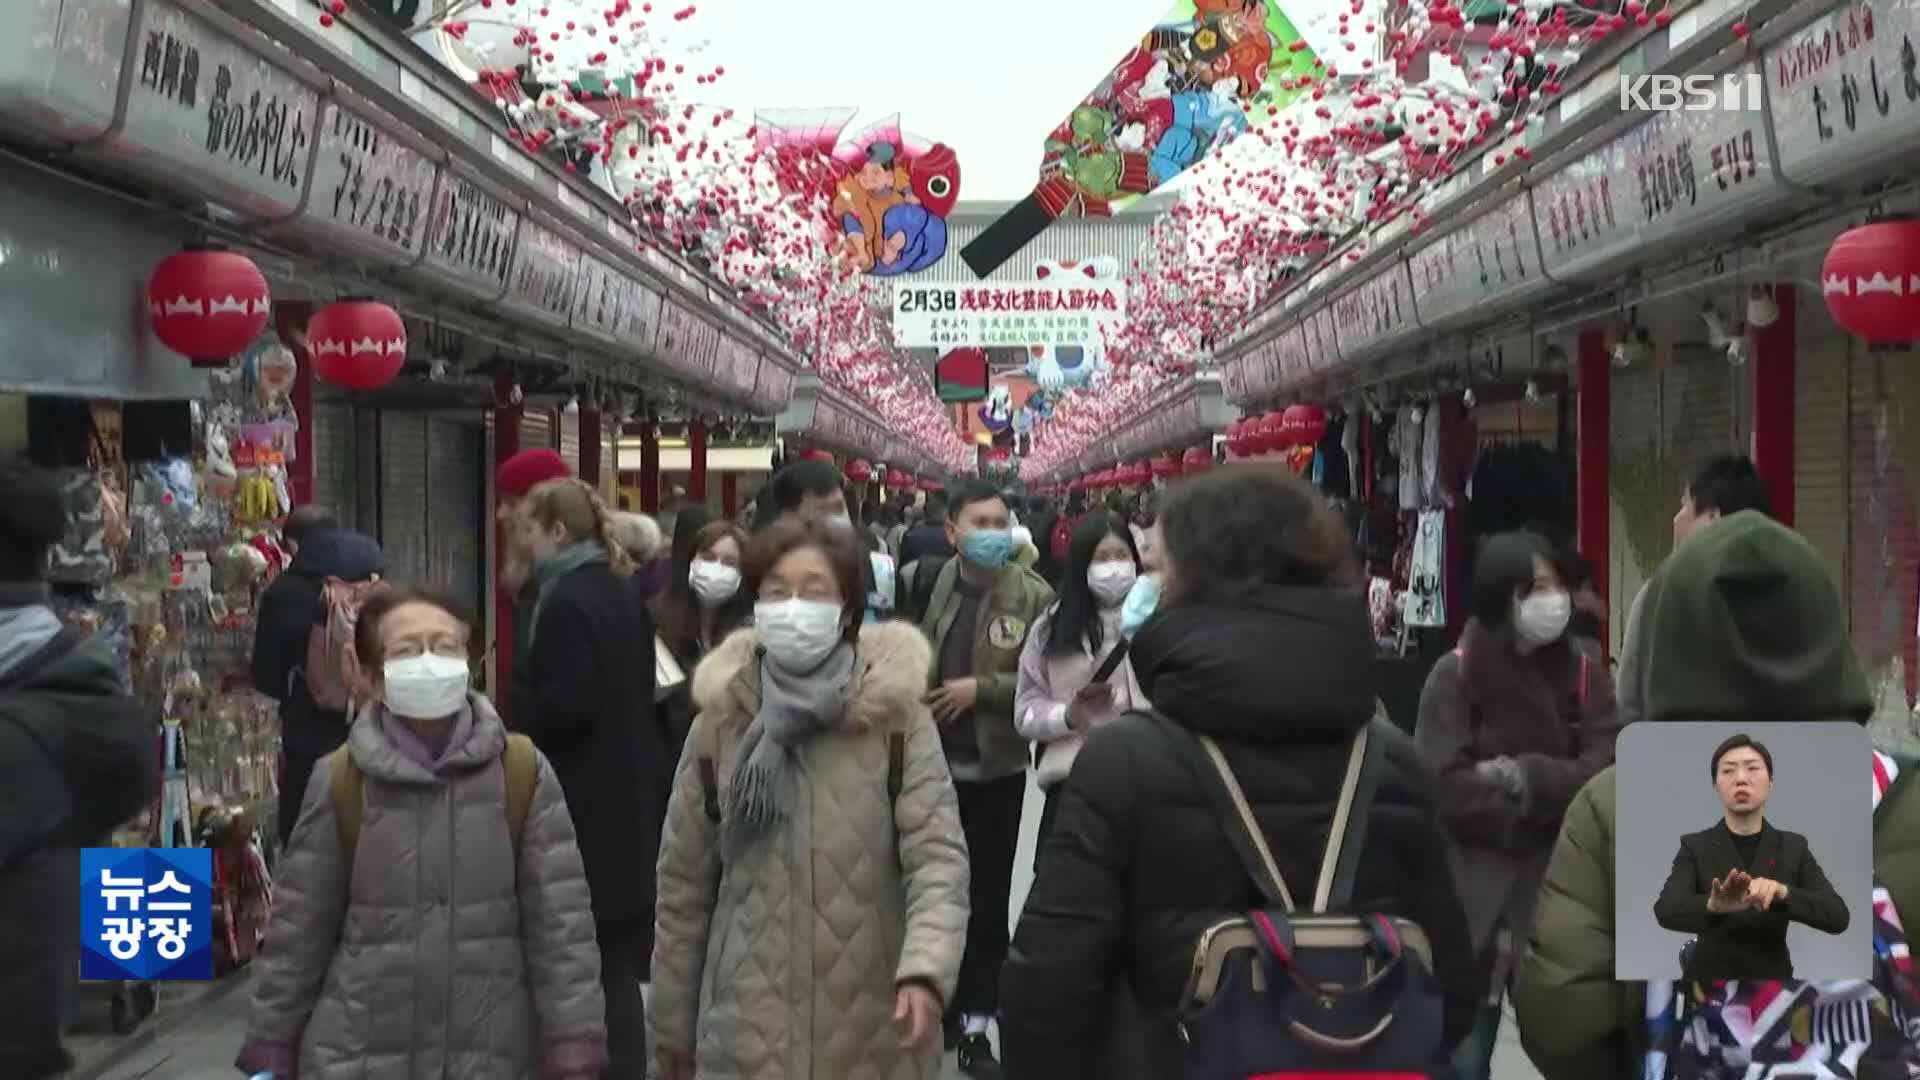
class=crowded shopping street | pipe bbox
[7,0,1920,1078]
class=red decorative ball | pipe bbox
[1823,220,1920,345]
[308,300,407,391]
[147,249,271,365]
[845,459,873,484]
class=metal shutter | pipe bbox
[1608,364,1665,644]
[427,418,485,618]
[311,398,357,530]
[1849,345,1920,756]
[520,411,553,452]
[378,411,430,586]
[559,408,581,475]
[1794,308,1850,601]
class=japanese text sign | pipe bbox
[891,282,1127,349]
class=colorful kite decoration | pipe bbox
[962,0,1317,277]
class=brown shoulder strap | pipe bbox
[502,734,539,854]
[887,731,906,802]
[328,745,363,867]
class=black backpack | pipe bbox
[896,555,952,625]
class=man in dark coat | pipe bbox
[0,455,154,1079]
[250,505,384,848]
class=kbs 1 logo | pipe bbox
[80,848,214,981]
[1619,72,1766,113]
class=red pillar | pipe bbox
[688,418,709,503]
[1576,328,1612,659]
[722,472,739,517]
[273,302,315,507]
[491,369,522,715]
[639,421,661,513]
[578,408,602,487]
[1749,284,1797,526]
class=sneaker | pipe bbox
[956,1032,1003,1079]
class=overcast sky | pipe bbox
[689,0,1353,203]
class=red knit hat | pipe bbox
[496,449,572,497]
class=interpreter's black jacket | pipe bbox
[1654,820,1849,981]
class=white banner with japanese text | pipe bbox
[890,281,1127,349]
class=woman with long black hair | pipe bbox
[1014,511,1144,856]
[651,518,750,762]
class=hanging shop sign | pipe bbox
[755,360,796,414]
[1274,322,1311,389]
[889,281,1126,349]
[109,1,320,217]
[1303,306,1342,376]
[300,100,439,263]
[622,279,665,353]
[1767,0,1920,187]
[1221,354,1251,401]
[1531,131,1632,281]
[500,217,581,331]
[570,257,644,347]
[1466,191,1547,308]
[421,172,519,298]
[661,298,725,381]
[0,0,129,142]
[1406,225,1480,328]
[1330,261,1420,360]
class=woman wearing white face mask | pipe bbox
[239,586,608,1080]
[1014,511,1146,856]
[653,520,751,745]
[651,517,969,1080]
[1414,530,1620,1080]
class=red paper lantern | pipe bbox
[917,477,942,492]
[800,448,835,463]
[1182,446,1213,472]
[1823,219,1920,344]
[1152,453,1182,479]
[1131,461,1153,485]
[845,459,873,484]
[884,468,911,489]
[1256,411,1287,453]
[147,247,271,365]
[309,300,406,391]
[1282,403,1329,448]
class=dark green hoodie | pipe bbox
[1638,510,1873,724]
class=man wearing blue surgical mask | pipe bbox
[915,481,1053,1078]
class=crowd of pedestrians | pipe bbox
[4,443,1920,1079]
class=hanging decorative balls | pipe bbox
[309,299,407,391]
[845,459,873,484]
[1822,218,1920,345]
[147,247,271,366]
[1181,446,1213,472]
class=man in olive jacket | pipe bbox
[1513,512,1920,1078]
[916,481,1053,1078]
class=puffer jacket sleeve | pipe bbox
[892,706,970,1000]
[235,759,349,1077]
[1513,768,1635,1080]
[648,712,723,1055]
[1416,654,1525,845]
[1513,641,1621,829]
[515,750,609,1077]
[1014,609,1072,742]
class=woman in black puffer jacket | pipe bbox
[1000,465,1480,1080]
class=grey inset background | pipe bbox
[1614,722,1873,981]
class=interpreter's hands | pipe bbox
[926,677,979,724]
[1067,683,1114,733]
[1744,876,1790,911]
[894,983,944,1052]
[1707,870,1753,914]
[656,1046,693,1080]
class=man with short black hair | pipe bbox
[0,454,153,1078]
[1617,455,1774,728]
[900,490,954,569]
[1653,732,1848,980]
[914,481,1052,1077]
[767,458,850,527]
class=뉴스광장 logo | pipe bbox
[80,848,214,981]
[1619,72,1765,113]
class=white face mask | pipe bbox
[382,653,470,719]
[1087,561,1139,607]
[689,558,742,606]
[1514,589,1572,650]
[755,599,845,670]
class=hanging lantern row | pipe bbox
[308,298,407,391]
[147,247,271,367]
[884,468,914,490]
[1822,217,1920,346]
[845,458,873,484]
[1227,403,1330,458]
[800,447,835,464]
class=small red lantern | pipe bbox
[918,477,942,492]
[1282,403,1329,448]
[1823,218,1920,345]
[1152,452,1182,479]
[845,459,873,484]
[1256,411,1287,453]
[1131,461,1153,485]
[1182,446,1213,472]
[309,299,406,391]
[800,447,835,464]
[147,247,271,366]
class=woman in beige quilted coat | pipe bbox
[651,517,970,1080]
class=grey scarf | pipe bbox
[723,642,860,858]
[527,541,608,652]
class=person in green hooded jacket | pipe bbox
[1511,510,1920,1079]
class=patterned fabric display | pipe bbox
[1644,752,1920,1079]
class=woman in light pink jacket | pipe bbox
[1014,511,1145,858]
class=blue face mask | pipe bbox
[1119,573,1162,639]
[960,527,1014,569]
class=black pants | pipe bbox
[0,847,78,1080]
[1033,785,1063,872]
[277,747,324,850]
[951,773,1027,1018]
[599,918,651,1078]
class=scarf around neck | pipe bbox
[527,541,608,652]
[723,641,859,858]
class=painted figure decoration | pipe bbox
[1026,257,1121,395]
[961,0,1315,277]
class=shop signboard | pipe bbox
[568,257,628,345]
[756,359,795,413]
[889,280,1126,349]
[1620,68,1784,248]
[423,172,519,298]
[1303,306,1342,377]
[500,217,580,331]
[1406,225,1482,327]
[1531,130,1633,281]
[109,1,321,217]
[0,0,130,142]
[621,281,664,354]
[660,298,717,380]
[1766,0,1920,187]
[1221,354,1250,402]
[1330,261,1419,360]
[302,100,438,263]
[1275,322,1311,387]
[1461,191,1547,310]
